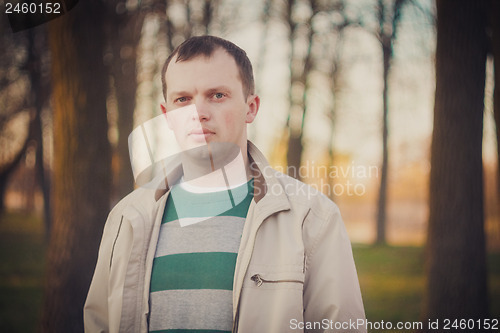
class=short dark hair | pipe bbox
[161,35,255,100]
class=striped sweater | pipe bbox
[148,179,254,333]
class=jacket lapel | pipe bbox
[232,141,291,323]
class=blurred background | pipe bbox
[0,0,499,332]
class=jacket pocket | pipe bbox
[237,269,305,332]
[250,273,304,287]
[244,269,305,290]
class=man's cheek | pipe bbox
[223,113,236,129]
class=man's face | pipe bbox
[161,48,259,156]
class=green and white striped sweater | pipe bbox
[148,179,254,333]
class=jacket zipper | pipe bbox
[250,274,304,287]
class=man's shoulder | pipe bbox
[108,186,159,221]
[267,167,339,214]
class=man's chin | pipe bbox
[180,141,241,166]
[181,137,211,150]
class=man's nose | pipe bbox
[193,99,211,121]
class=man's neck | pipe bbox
[181,144,250,189]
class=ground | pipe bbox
[0,211,498,332]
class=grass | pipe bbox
[0,211,45,333]
[353,244,500,332]
[0,211,498,332]
[353,245,426,325]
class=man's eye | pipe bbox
[175,97,189,103]
[214,93,225,99]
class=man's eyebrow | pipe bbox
[168,91,190,99]
[206,86,232,94]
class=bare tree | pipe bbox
[162,0,222,49]
[489,0,500,217]
[0,16,31,214]
[27,26,52,236]
[424,0,489,325]
[0,125,29,214]
[325,28,347,200]
[40,1,112,331]
[271,0,358,182]
[374,0,406,244]
[0,19,51,224]
[281,0,319,179]
[107,1,146,202]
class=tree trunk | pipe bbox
[110,11,142,203]
[0,131,29,216]
[285,0,301,179]
[490,0,500,222]
[0,121,29,215]
[41,1,111,332]
[374,0,406,245]
[285,0,316,180]
[327,31,344,201]
[424,0,489,325]
[27,27,51,237]
[376,40,391,244]
[34,100,51,238]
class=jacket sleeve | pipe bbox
[302,204,367,333]
[84,209,123,333]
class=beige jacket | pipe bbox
[84,142,366,333]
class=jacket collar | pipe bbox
[247,142,286,201]
[153,141,290,212]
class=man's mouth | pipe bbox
[189,128,215,135]
[188,128,215,141]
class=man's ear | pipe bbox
[160,103,168,114]
[245,95,260,124]
[161,103,173,130]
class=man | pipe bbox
[84,35,366,333]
